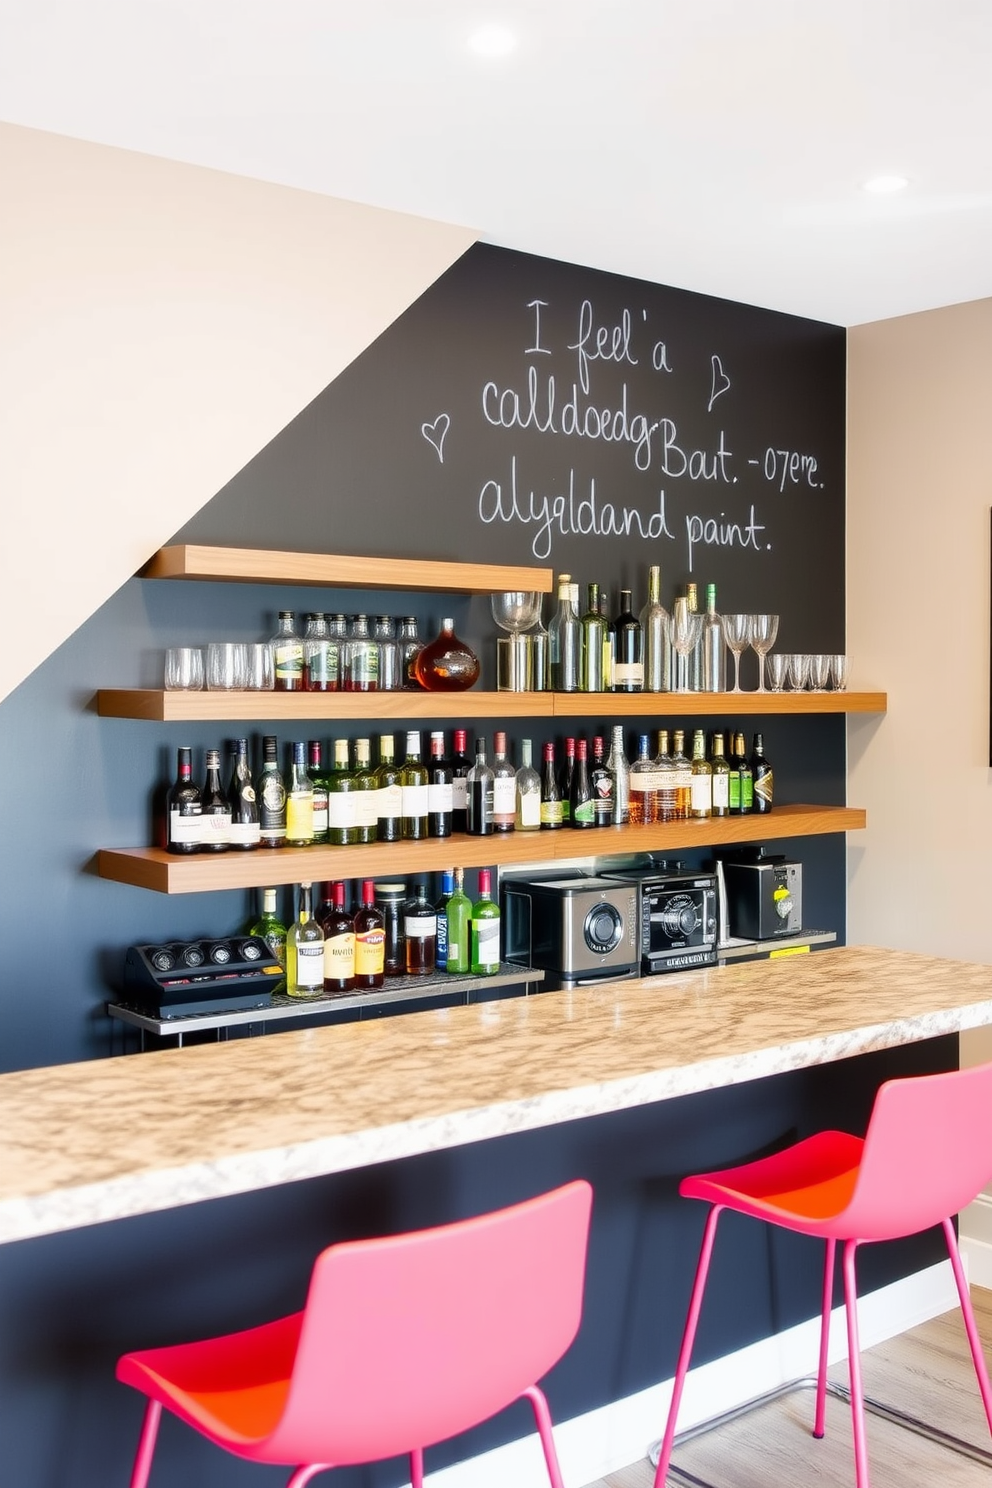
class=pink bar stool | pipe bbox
[117,1179,592,1488]
[654,1061,992,1488]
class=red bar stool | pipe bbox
[117,1179,592,1488]
[654,1061,992,1488]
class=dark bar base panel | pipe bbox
[0,1037,955,1487]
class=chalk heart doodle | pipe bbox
[421,413,450,463]
[708,355,731,413]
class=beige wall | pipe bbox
[0,124,475,704]
[847,297,992,1066]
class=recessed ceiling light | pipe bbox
[468,23,517,58]
[862,174,910,195]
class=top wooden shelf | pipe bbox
[140,545,554,594]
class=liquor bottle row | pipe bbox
[163,725,774,853]
[268,610,477,692]
[249,871,502,997]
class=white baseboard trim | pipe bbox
[422,1260,957,1488]
[962,1194,992,1289]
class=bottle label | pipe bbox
[473,918,500,968]
[614,661,644,687]
[169,806,202,845]
[286,795,314,841]
[295,942,324,990]
[328,792,358,829]
[229,820,261,847]
[354,928,385,976]
[540,799,563,826]
[573,798,595,826]
[201,811,232,846]
[323,933,355,979]
[405,915,437,938]
[260,777,286,821]
[754,769,774,806]
[356,786,380,829]
[519,789,541,828]
[713,775,730,809]
[427,782,453,813]
[274,642,304,682]
[741,774,754,811]
[691,775,713,813]
[311,789,328,834]
[378,782,403,820]
[401,783,430,817]
[436,911,449,967]
[728,771,741,811]
[452,776,468,810]
[493,777,516,816]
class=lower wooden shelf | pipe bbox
[96,804,867,893]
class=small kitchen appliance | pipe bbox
[718,850,803,939]
[502,875,640,990]
[601,862,719,973]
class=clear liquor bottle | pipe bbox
[612,589,644,691]
[303,612,333,692]
[257,734,287,849]
[606,726,630,825]
[375,733,402,843]
[427,731,453,839]
[470,868,501,975]
[641,564,671,692]
[548,573,580,692]
[404,882,437,976]
[398,616,423,689]
[228,737,260,850]
[514,738,542,831]
[690,729,713,820]
[373,615,402,691]
[285,882,324,998]
[200,748,232,852]
[399,729,429,840]
[674,583,703,692]
[491,730,516,833]
[319,881,355,992]
[270,611,304,692]
[629,733,659,825]
[580,582,606,692]
[466,737,495,836]
[285,741,315,848]
[670,729,693,822]
[701,583,726,692]
[167,745,202,855]
[327,738,358,846]
[345,614,379,692]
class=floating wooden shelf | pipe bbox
[96,689,885,722]
[140,545,554,594]
[96,804,866,894]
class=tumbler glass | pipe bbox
[765,653,788,692]
[830,654,849,691]
[786,653,810,691]
[808,654,831,691]
[164,647,204,690]
[242,642,275,690]
[206,642,245,690]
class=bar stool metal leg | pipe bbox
[842,1240,870,1488]
[814,1236,836,1439]
[653,1205,724,1488]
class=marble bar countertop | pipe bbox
[2,945,992,1245]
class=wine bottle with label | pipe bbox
[670,729,692,821]
[710,732,731,817]
[249,887,287,969]
[606,726,630,824]
[590,735,613,827]
[580,582,606,692]
[515,738,542,830]
[612,588,644,691]
[751,732,774,813]
[471,868,501,975]
[353,879,385,988]
[200,748,232,852]
[570,738,596,828]
[735,732,754,813]
[167,745,202,855]
[228,738,260,850]
[548,573,580,692]
[690,729,713,820]
[558,736,576,824]
[400,730,429,840]
[258,735,287,849]
[445,868,473,974]
[540,741,563,829]
[327,738,358,846]
[375,734,402,843]
[450,728,472,834]
[491,731,517,833]
[285,741,315,848]
[285,882,324,998]
[307,739,329,845]
[428,731,454,838]
[466,737,495,836]
[351,737,379,843]
[320,882,356,992]
[435,868,455,970]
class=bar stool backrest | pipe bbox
[845,1060,992,1241]
[264,1178,593,1466]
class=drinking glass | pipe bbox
[830,653,849,691]
[765,653,788,692]
[164,647,204,690]
[720,613,752,693]
[808,654,831,691]
[748,614,779,692]
[669,598,702,693]
[242,642,274,690]
[786,653,810,691]
[206,642,245,690]
[490,592,541,634]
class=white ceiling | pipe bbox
[3,0,991,326]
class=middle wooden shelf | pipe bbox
[96,803,867,893]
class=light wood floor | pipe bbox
[583,1288,992,1488]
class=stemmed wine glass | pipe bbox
[749,614,779,692]
[720,614,753,693]
[669,597,703,694]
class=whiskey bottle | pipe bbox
[629,733,659,825]
[655,729,679,824]
[404,882,437,976]
[270,611,304,692]
[670,729,693,821]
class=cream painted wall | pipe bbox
[0,124,475,704]
[847,298,992,1068]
